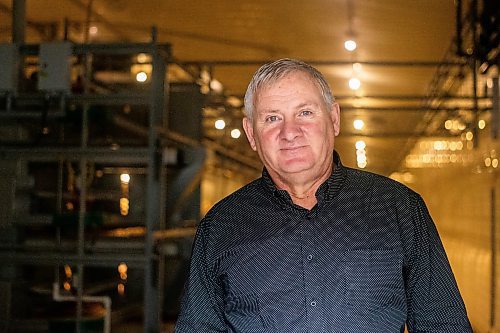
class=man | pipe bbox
[174,59,472,332]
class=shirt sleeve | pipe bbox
[174,218,227,333]
[404,193,473,333]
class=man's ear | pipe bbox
[331,103,341,136]
[242,117,257,151]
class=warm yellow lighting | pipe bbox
[118,262,128,275]
[478,119,486,129]
[465,131,474,141]
[353,119,364,130]
[89,26,98,35]
[210,79,224,93]
[120,197,129,216]
[137,53,149,63]
[230,129,241,139]
[485,157,492,167]
[120,173,130,184]
[444,120,453,130]
[66,202,74,211]
[136,71,148,82]
[358,161,367,168]
[117,283,125,296]
[355,140,366,150]
[63,281,71,291]
[492,159,499,168]
[352,62,362,71]
[64,265,72,278]
[348,77,361,90]
[215,119,226,130]
[344,39,357,51]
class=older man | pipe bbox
[174,59,472,332]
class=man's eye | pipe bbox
[300,110,313,116]
[265,115,279,122]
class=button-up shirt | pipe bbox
[175,152,472,333]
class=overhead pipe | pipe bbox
[456,0,466,57]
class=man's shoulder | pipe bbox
[343,165,416,197]
[204,177,267,218]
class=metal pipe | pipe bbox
[491,184,497,329]
[177,60,467,67]
[52,282,111,333]
[456,0,465,57]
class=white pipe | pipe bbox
[52,282,111,333]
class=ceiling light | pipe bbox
[352,62,362,71]
[444,120,453,130]
[120,173,130,184]
[137,53,150,63]
[353,119,364,130]
[215,119,226,130]
[344,39,357,51]
[478,119,486,129]
[355,140,366,150]
[230,129,241,139]
[210,79,224,93]
[348,77,361,90]
[136,71,148,82]
[89,26,98,35]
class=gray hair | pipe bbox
[243,58,335,119]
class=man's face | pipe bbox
[243,71,340,183]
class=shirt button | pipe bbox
[307,254,313,261]
[310,301,317,307]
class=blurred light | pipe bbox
[230,129,241,139]
[210,79,224,93]
[136,71,148,82]
[64,265,72,278]
[136,53,149,63]
[485,157,492,167]
[458,122,466,131]
[117,283,125,296]
[355,140,366,150]
[348,77,361,90]
[352,62,362,71]
[478,119,486,129]
[66,202,74,211]
[466,131,474,141]
[344,39,357,51]
[215,119,226,130]
[493,159,499,168]
[120,197,129,216]
[358,161,367,168]
[120,173,130,184]
[353,119,364,130]
[63,281,71,291]
[118,262,128,280]
[89,26,98,35]
[95,170,104,178]
[444,120,453,130]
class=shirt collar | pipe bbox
[261,150,347,204]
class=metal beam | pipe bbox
[177,60,467,67]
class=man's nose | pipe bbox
[280,118,301,141]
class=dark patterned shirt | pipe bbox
[175,152,472,333]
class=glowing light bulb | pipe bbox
[353,119,364,130]
[231,129,241,139]
[344,40,357,51]
[215,119,226,130]
[355,140,366,150]
[349,77,361,90]
[136,71,148,82]
[120,173,130,184]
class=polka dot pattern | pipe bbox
[175,152,472,333]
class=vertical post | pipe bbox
[144,28,165,333]
[491,183,497,329]
[12,0,25,44]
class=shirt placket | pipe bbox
[301,211,323,332]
